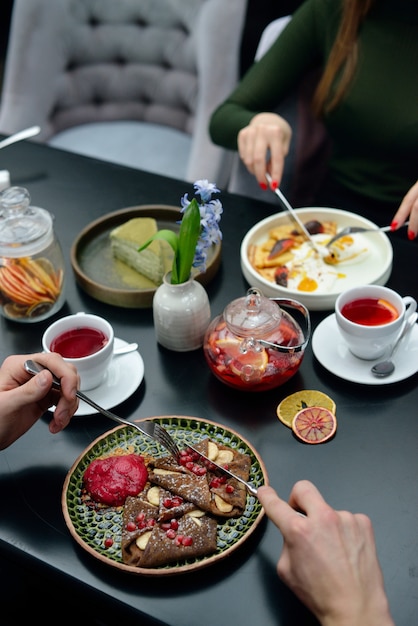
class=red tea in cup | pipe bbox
[50,326,108,358]
[341,298,399,326]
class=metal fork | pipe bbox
[24,360,181,462]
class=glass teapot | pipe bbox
[203,288,311,391]
[0,186,66,322]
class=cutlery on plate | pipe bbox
[0,125,41,150]
[113,342,138,355]
[185,442,259,497]
[265,173,326,258]
[23,359,181,462]
[371,312,417,378]
[326,221,410,248]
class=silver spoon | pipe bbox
[0,125,41,150]
[371,313,417,378]
[326,221,409,248]
[113,342,138,356]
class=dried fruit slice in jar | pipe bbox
[277,390,336,428]
[291,406,337,444]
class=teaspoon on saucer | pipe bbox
[371,313,417,378]
[113,342,138,356]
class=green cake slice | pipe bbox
[110,218,165,285]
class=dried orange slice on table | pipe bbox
[291,406,337,444]
[277,390,336,428]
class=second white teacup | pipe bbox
[42,312,114,390]
[335,285,417,360]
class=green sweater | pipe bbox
[209,0,418,207]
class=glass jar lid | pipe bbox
[0,186,54,257]
[224,287,282,337]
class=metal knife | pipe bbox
[186,442,259,497]
[265,173,326,257]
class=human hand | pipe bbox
[0,352,79,450]
[257,482,394,626]
[391,179,418,240]
[237,112,292,191]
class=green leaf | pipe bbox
[176,198,201,283]
[137,229,179,254]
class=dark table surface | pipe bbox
[0,140,417,626]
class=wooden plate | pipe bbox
[62,416,267,576]
[71,205,222,308]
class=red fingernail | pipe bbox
[407,230,416,240]
[270,180,278,190]
[390,221,398,231]
[259,182,268,190]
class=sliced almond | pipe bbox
[207,441,219,461]
[152,468,178,476]
[147,486,160,506]
[136,530,152,551]
[216,449,234,465]
[214,494,233,513]
[189,516,202,527]
[187,509,205,518]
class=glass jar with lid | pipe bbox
[203,287,310,391]
[0,186,65,322]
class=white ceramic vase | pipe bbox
[153,272,211,351]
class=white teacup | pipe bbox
[42,312,114,390]
[335,285,417,360]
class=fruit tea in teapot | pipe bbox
[203,288,310,392]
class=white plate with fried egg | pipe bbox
[240,208,393,311]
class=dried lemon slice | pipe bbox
[292,406,337,444]
[277,390,336,428]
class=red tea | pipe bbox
[341,298,398,326]
[50,326,108,358]
[203,315,304,391]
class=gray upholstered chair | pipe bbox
[0,0,247,186]
[227,15,330,207]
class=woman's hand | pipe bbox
[0,352,79,450]
[391,179,418,240]
[258,482,394,626]
[237,112,292,191]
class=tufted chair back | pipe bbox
[0,0,246,185]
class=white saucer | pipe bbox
[312,314,418,385]
[75,337,145,415]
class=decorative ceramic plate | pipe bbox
[62,416,267,576]
[71,205,222,308]
[240,207,393,311]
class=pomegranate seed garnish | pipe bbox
[166,529,177,540]
[163,498,173,508]
[126,521,137,532]
[171,496,183,506]
[175,535,184,546]
[182,536,193,546]
[170,519,179,530]
[161,522,171,531]
[104,537,114,548]
[147,519,156,527]
[185,461,194,471]
[226,484,234,493]
[195,466,207,476]
[136,512,145,522]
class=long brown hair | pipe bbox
[312,0,376,116]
